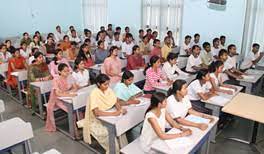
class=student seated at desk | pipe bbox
[161,36,172,60]
[77,44,94,68]
[94,40,109,64]
[6,48,28,88]
[121,33,134,57]
[139,35,151,56]
[209,61,237,94]
[143,56,172,94]
[179,35,192,56]
[140,92,192,153]
[58,35,71,52]
[150,39,162,58]
[72,58,90,88]
[83,74,128,154]
[227,44,239,69]
[114,70,143,105]
[20,32,32,46]
[49,49,72,78]
[186,45,206,74]
[27,51,52,109]
[211,38,221,60]
[101,46,122,84]
[200,42,213,66]
[45,63,78,132]
[0,44,12,63]
[240,43,264,70]
[167,80,214,130]
[187,69,216,114]
[126,45,145,70]
[112,32,122,49]
[162,52,189,80]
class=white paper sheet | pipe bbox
[207,95,230,106]
[165,128,193,150]
[219,86,235,93]
[185,115,210,124]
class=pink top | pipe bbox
[101,56,122,83]
[50,75,75,98]
[150,47,162,57]
[144,67,166,91]
[49,58,73,78]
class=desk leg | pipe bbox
[33,85,44,119]
[104,122,116,154]
[65,103,75,140]
[198,134,210,154]
[239,81,252,94]
[25,140,32,154]
[251,121,259,144]
[205,104,220,143]
[17,79,23,103]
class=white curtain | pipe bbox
[82,0,108,33]
[142,0,184,45]
[241,0,264,59]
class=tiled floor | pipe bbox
[0,90,263,154]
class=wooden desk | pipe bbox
[151,116,219,154]
[222,93,264,144]
[0,117,33,154]
[11,70,28,103]
[98,97,150,154]
[30,80,52,119]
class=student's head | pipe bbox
[11,48,21,58]
[56,25,61,32]
[78,44,90,61]
[202,42,211,52]
[168,79,188,97]
[109,46,119,57]
[33,35,39,43]
[23,32,29,39]
[194,33,200,42]
[5,40,11,47]
[58,63,70,77]
[74,58,85,71]
[164,36,171,45]
[97,40,104,49]
[125,33,133,42]
[139,29,144,36]
[167,52,178,65]
[121,70,134,85]
[152,31,158,38]
[132,45,140,55]
[125,26,130,33]
[71,30,77,37]
[107,24,112,29]
[167,31,173,37]
[70,41,78,48]
[69,26,74,31]
[213,38,220,47]
[35,31,41,36]
[20,42,27,50]
[116,27,121,33]
[96,74,110,91]
[53,49,63,65]
[209,60,224,74]
[63,35,69,42]
[84,29,92,37]
[185,35,192,44]
[196,69,210,82]
[146,92,167,114]
[227,44,237,56]
[100,26,105,31]
[0,44,7,53]
[34,51,44,64]
[150,55,161,68]
[83,39,90,46]
[218,49,228,62]
[146,29,152,35]
[153,39,161,47]
[252,43,260,54]
[113,32,120,40]
[192,45,201,57]
[142,35,149,43]
[220,35,226,45]
[47,36,54,44]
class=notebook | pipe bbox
[242,75,255,80]
[165,128,193,150]
[185,115,210,124]
[207,95,230,106]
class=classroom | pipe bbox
[0,0,264,154]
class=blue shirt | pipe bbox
[114,82,142,101]
[95,49,109,64]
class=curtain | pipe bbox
[142,0,184,45]
[241,0,264,59]
[82,0,108,32]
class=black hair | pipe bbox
[77,43,91,61]
[146,28,152,33]
[152,31,158,35]
[144,55,160,75]
[192,45,201,51]
[108,24,112,27]
[208,60,224,73]
[145,92,166,115]
[33,51,43,59]
[31,48,38,54]
[252,43,260,48]
[202,42,210,49]
[56,25,60,29]
[125,26,129,30]
[116,26,121,31]
[125,33,133,39]
[84,28,89,33]
[10,48,20,55]
[97,40,104,47]
[69,25,74,29]
[109,46,118,56]
[121,70,134,83]
[53,48,62,65]
[100,26,105,30]
[20,42,27,46]
[74,57,83,70]
[185,35,191,40]
[218,49,228,57]
[63,35,69,40]
[132,45,140,54]
[220,35,226,40]
[32,35,40,46]
[23,32,29,36]
[95,74,110,87]
[139,29,144,33]
[167,31,172,35]
[114,32,120,36]
[196,69,209,80]
[194,33,200,38]
[5,40,11,44]
[0,44,7,49]
[58,63,68,72]
[227,44,236,53]
[167,52,178,62]
[84,38,91,44]
[168,79,187,96]
[153,39,160,46]
[213,38,220,44]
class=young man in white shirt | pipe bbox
[180,35,192,56]
[211,38,221,60]
[121,33,134,57]
[0,44,12,63]
[190,33,201,48]
[219,35,226,49]
[135,29,144,45]
[186,45,206,73]
[81,29,96,45]
[69,30,81,44]
[240,43,264,70]
[112,32,122,49]
[226,44,239,69]
[200,42,213,66]
[54,25,65,43]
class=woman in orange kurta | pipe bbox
[6,48,27,88]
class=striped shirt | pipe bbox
[144,67,166,91]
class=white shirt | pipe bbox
[72,69,89,87]
[188,80,212,101]
[135,36,143,45]
[225,56,236,70]
[121,42,134,55]
[140,109,166,152]
[186,54,202,72]
[180,42,191,56]
[54,31,65,42]
[112,40,122,48]
[211,47,220,59]
[210,73,221,86]
[69,35,81,43]
[166,95,192,119]
[190,41,201,48]
[20,48,31,58]
[240,51,260,70]
[0,52,12,63]
[162,61,189,80]
[28,56,35,65]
